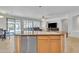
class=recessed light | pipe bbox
[0,15,4,18]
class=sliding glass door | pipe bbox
[15,20,21,34]
[7,18,41,35]
[7,19,15,36]
[7,19,21,36]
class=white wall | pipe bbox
[61,19,68,32]
[68,15,79,37]
[46,18,62,31]
[72,16,79,32]
[45,12,79,37]
[41,13,79,38]
[41,19,47,31]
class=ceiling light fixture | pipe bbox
[0,15,4,18]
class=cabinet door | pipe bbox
[38,39,49,53]
[26,36,36,53]
[21,36,36,53]
[50,39,61,53]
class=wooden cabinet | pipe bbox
[15,36,21,53]
[50,39,60,52]
[38,39,49,53]
[15,34,64,53]
[15,36,36,53]
[21,36,36,53]
[37,35,64,53]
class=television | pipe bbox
[48,23,57,28]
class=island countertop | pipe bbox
[15,31,65,36]
[15,31,65,53]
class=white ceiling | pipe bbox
[0,6,79,19]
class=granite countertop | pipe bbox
[15,31,65,36]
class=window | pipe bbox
[7,18,41,35]
[23,20,41,31]
[15,20,21,34]
[7,19,21,35]
[33,20,41,28]
[7,19,15,35]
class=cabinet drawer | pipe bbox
[49,36,60,40]
[37,36,49,39]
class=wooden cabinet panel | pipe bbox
[49,36,60,40]
[38,39,49,53]
[50,39,61,53]
[21,36,36,53]
[15,36,21,53]
[37,36,49,39]
[37,35,64,53]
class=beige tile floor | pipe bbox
[0,36,79,53]
[67,37,79,53]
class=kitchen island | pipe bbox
[15,32,65,53]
